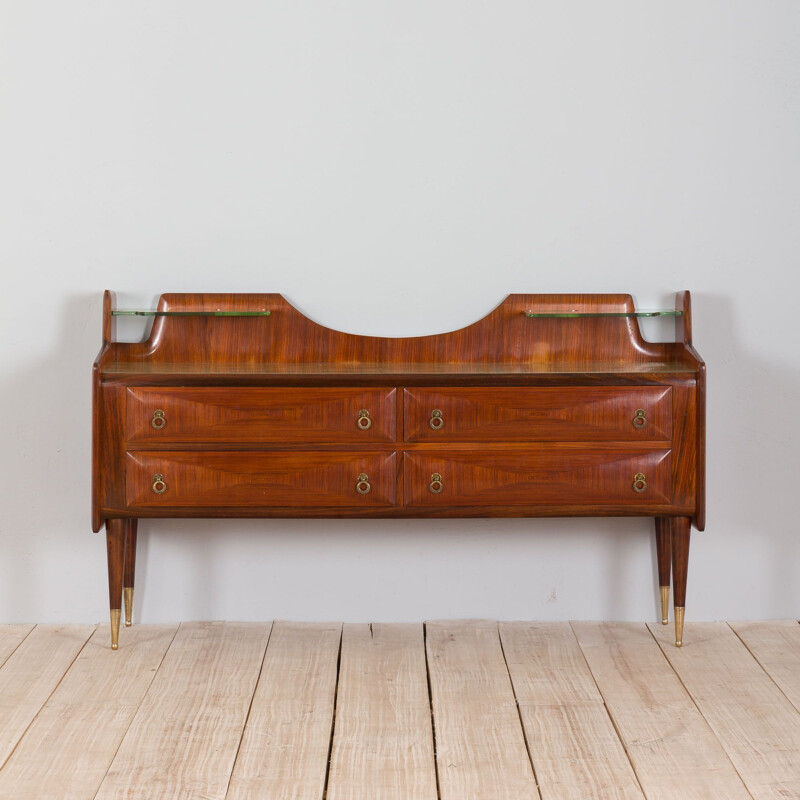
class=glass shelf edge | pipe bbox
[524,310,682,318]
[112,310,271,317]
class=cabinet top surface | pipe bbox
[96,292,703,379]
[102,360,696,378]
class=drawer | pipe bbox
[126,451,397,508]
[403,449,671,507]
[403,387,671,442]
[127,387,397,444]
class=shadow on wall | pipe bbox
[1,291,798,623]
[697,293,799,617]
[132,515,652,623]
[0,293,105,621]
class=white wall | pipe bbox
[1,2,798,624]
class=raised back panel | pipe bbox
[107,293,680,367]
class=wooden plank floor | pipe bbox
[0,621,798,799]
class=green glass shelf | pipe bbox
[112,310,271,317]
[524,310,682,318]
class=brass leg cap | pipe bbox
[660,585,670,625]
[110,608,121,651]
[124,587,134,627]
[674,606,685,647]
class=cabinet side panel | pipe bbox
[671,383,697,513]
[695,362,706,530]
[92,364,103,531]
[97,384,128,519]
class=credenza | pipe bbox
[92,291,705,650]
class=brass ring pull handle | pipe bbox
[429,472,444,494]
[632,472,647,493]
[357,409,372,430]
[152,473,167,494]
[151,409,166,430]
[632,408,646,429]
[356,472,371,494]
[429,409,444,430]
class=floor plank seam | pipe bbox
[422,622,442,800]
[90,622,180,800]
[726,621,800,716]
[222,622,274,800]
[643,623,756,799]
[0,624,98,774]
[496,621,544,799]
[568,622,653,800]
[321,623,344,800]
[0,624,36,672]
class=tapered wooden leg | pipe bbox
[123,519,138,627]
[106,519,125,650]
[671,517,691,647]
[654,517,672,624]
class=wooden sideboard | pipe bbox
[92,291,705,650]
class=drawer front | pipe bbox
[126,451,397,508]
[127,387,397,444]
[404,387,672,442]
[404,450,671,507]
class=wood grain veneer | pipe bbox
[403,449,672,507]
[125,451,398,509]
[403,386,672,442]
[93,291,705,649]
[126,387,397,444]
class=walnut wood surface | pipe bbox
[127,387,397,445]
[101,293,696,368]
[94,292,704,527]
[676,290,706,531]
[123,520,137,594]
[98,503,695,521]
[93,291,705,647]
[126,451,398,508]
[404,386,672,442]
[403,449,672,507]
[654,517,672,588]
[671,517,691,609]
[693,363,706,531]
[102,362,696,384]
[105,520,124,614]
